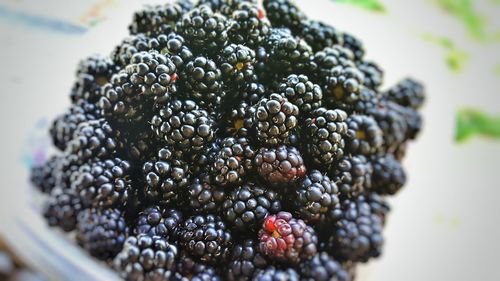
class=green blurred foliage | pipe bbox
[455,109,500,142]
[421,34,469,72]
[434,0,486,40]
[334,0,386,12]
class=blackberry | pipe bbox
[129,2,187,36]
[113,234,178,281]
[268,35,313,75]
[122,129,158,162]
[173,254,221,281]
[304,108,348,167]
[393,103,423,140]
[385,78,425,109]
[258,212,317,264]
[111,34,150,68]
[178,214,232,264]
[227,239,269,281]
[322,65,365,108]
[345,115,384,155]
[222,183,282,232]
[299,252,350,281]
[218,44,256,87]
[332,154,372,198]
[227,2,270,48]
[366,101,409,153]
[182,56,225,112]
[54,152,82,190]
[50,101,100,151]
[70,74,105,106]
[263,0,307,32]
[254,146,306,187]
[311,45,357,77]
[76,208,129,261]
[277,74,322,115]
[327,197,384,262]
[370,154,406,195]
[176,5,228,54]
[186,140,221,176]
[124,51,178,102]
[253,267,299,281]
[211,137,256,187]
[71,157,132,208]
[150,99,216,153]
[347,86,380,114]
[342,33,365,61]
[253,94,299,146]
[235,82,266,105]
[134,206,183,240]
[364,193,390,225]
[299,20,343,52]
[196,0,255,15]
[30,155,60,194]
[294,170,340,223]
[223,102,256,138]
[148,32,194,71]
[357,61,383,90]
[43,187,83,232]
[65,120,123,161]
[143,147,190,206]
[188,173,226,213]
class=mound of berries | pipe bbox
[30,0,425,280]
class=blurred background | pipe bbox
[0,0,499,280]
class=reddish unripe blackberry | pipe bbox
[254,146,306,187]
[258,211,317,264]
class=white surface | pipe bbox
[0,0,499,280]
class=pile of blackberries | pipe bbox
[30,0,425,280]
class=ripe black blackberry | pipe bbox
[253,94,299,146]
[188,173,226,213]
[76,208,129,261]
[323,65,366,108]
[259,212,317,265]
[182,56,225,112]
[178,214,232,264]
[393,103,423,141]
[173,254,221,281]
[226,2,270,48]
[304,108,348,167]
[370,154,406,195]
[143,147,190,206]
[111,34,150,68]
[53,152,81,190]
[385,78,425,109]
[30,155,60,194]
[121,129,158,162]
[223,102,256,138]
[71,157,132,208]
[277,74,322,115]
[65,119,123,162]
[327,197,384,262]
[43,187,84,232]
[366,101,409,153]
[345,115,384,155]
[227,239,269,281]
[254,145,306,187]
[129,2,188,36]
[235,82,266,105]
[294,170,340,223]
[218,44,256,87]
[186,140,221,175]
[357,60,383,90]
[253,266,300,281]
[300,252,350,281]
[263,0,307,32]
[342,33,365,61]
[148,32,194,71]
[222,183,282,232]
[150,99,215,153]
[211,137,256,187]
[332,154,373,198]
[299,20,343,52]
[311,45,357,74]
[268,35,313,75]
[50,101,100,151]
[124,51,178,103]
[114,234,178,281]
[365,193,391,225]
[176,5,228,54]
[134,206,183,240]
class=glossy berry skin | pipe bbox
[254,146,306,187]
[227,239,269,281]
[252,266,300,281]
[258,212,317,265]
[134,206,183,240]
[345,115,384,155]
[299,252,350,281]
[43,187,84,232]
